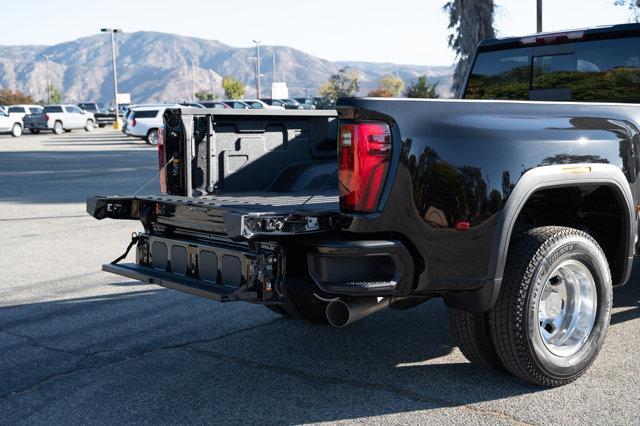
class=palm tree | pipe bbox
[443,0,496,97]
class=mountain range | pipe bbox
[0,31,454,103]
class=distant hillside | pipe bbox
[0,31,453,103]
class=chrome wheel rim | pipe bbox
[13,124,21,136]
[86,121,93,130]
[54,122,62,134]
[536,260,597,357]
[148,130,158,145]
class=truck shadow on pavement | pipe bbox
[1,277,637,423]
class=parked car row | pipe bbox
[0,96,333,141]
[180,97,331,110]
[23,105,96,134]
[0,102,120,137]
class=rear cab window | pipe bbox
[8,106,26,113]
[43,106,63,113]
[464,34,640,103]
[79,103,97,111]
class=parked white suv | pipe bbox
[8,104,42,121]
[24,104,95,134]
[3,105,43,136]
[126,105,177,144]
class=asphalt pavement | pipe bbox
[0,128,638,424]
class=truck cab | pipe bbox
[463,23,640,103]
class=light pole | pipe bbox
[536,0,543,33]
[189,58,197,101]
[42,54,51,104]
[253,40,261,98]
[272,49,276,83]
[101,28,122,129]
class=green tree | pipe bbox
[0,89,34,104]
[379,74,404,97]
[48,85,62,103]
[405,76,439,98]
[444,0,496,96]
[318,68,359,101]
[195,90,217,101]
[222,76,245,99]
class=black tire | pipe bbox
[490,226,612,387]
[64,129,72,133]
[449,308,504,371]
[30,129,40,134]
[98,124,106,128]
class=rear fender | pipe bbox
[444,163,636,312]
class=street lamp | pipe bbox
[536,0,543,33]
[101,28,122,129]
[271,49,276,84]
[189,57,197,101]
[253,40,261,98]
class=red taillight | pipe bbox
[158,126,167,194]
[131,117,137,127]
[44,114,49,121]
[338,121,392,213]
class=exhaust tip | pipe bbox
[326,300,351,328]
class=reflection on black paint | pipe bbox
[339,97,640,286]
[404,138,502,228]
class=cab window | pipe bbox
[464,48,530,100]
[465,36,640,103]
[531,37,640,103]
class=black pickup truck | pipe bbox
[88,23,640,386]
[78,103,116,127]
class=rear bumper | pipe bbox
[91,196,415,301]
[103,233,415,303]
[305,239,414,296]
[106,233,277,302]
[94,115,116,124]
[24,121,50,130]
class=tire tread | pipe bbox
[449,308,504,371]
[489,226,610,387]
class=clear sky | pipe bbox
[2,0,636,65]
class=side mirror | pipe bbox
[81,110,86,114]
